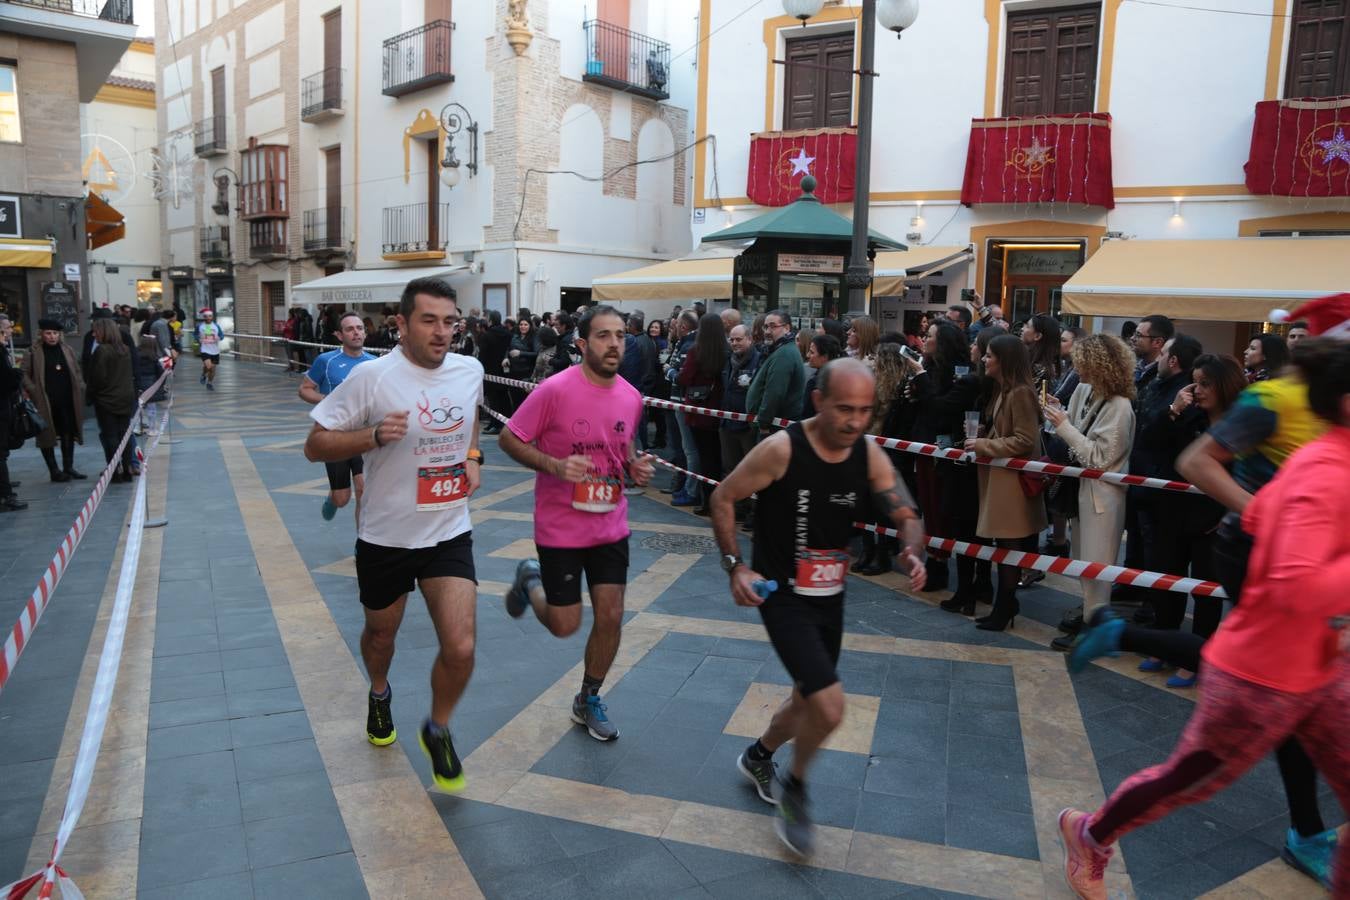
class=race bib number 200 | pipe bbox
[417,463,469,511]
[794,549,849,597]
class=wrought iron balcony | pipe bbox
[382,202,450,259]
[194,116,226,157]
[582,19,670,102]
[2,0,134,23]
[303,207,345,255]
[248,220,288,259]
[301,68,344,121]
[382,20,454,97]
[200,226,230,262]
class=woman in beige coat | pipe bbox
[20,319,86,481]
[1043,334,1136,633]
[966,334,1046,631]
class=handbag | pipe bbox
[8,395,46,450]
[1018,456,1054,498]
[1043,399,1104,515]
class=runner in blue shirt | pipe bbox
[300,310,378,520]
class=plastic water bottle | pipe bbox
[752,579,778,600]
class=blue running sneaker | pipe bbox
[571,693,618,741]
[321,497,337,521]
[505,559,544,619]
[1137,658,1167,673]
[1283,827,1336,889]
[1068,609,1125,674]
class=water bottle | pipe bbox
[752,579,778,600]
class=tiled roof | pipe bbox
[107,75,155,92]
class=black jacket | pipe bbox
[721,347,762,432]
[478,324,512,375]
[1130,369,1190,477]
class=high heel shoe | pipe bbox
[940,592,975,615]
[975,600,1019,632]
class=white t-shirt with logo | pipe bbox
[311,346,484,549]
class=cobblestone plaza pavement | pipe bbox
[0,361,1340,899]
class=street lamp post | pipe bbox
[784,0,918,314]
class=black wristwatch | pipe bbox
[720,554,744,574]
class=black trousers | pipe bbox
[95,407,135,472]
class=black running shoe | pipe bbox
[366,689,396,746]
[419,721,466,792]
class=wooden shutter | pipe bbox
[1003,4,1100,116]
[783,32,855,130]
[1286,0,1350,98]
[323,10,341,106]
[325,147,341,242]
[210,66,225,141]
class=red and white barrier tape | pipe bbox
[638,450,1227,599]
[478,372,1202,496]
[2,400,172,900]
[0,370,172,698]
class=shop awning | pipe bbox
[85,193,125,250]
[0,237,56,268]
[872,246,974,296]
[1062,238,1350,321]
[292,265,468,307]
[592,254,736,302]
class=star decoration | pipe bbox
[1024,137,1054,168]
[1317,127,1350,166]
[788,148,815,177]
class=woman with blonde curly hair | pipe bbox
[1043,333,1137,635]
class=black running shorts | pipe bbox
[355,531,477,610]
[324,456,365,491]
[536,538,630,607]
[758,591,844,697]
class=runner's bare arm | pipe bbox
[297,378,324,405]
[303,411,409,462]
[1177,434,1249,514]
[464,408,482,496]
[498,426,594,482]
[711,432,791,606]
[866,441,927,587]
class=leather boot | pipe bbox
[61,437,86,480]
[42,447,70,482]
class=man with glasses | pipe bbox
[746,308,806,437]
[304,277,484,793]
[1130,314,1174,393]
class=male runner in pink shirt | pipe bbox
[499,305,654,740]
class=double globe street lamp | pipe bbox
[781,0,918,313]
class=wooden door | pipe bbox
[325,147,341,245]
[783,33,855,130]
[1287,0,1349,97]
[1003,4,1100,115]
[597,0,631,82]
[423,0,451,77]
[426,140,439,250]
[323,10,341,105]
[210,66,225,140]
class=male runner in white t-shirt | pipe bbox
[304,277,484,792]
[500,305,653,741]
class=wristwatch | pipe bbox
[720,554,744,574]
[466,449,484,465]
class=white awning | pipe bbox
[291,265,468,306]
[872,246,974,296]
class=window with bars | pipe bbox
[1286,0,1350,97]
[239,141,288,219]
[1002,3,1102,116]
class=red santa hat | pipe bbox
[1269,293,1350,339]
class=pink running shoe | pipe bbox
[1058,808,1112,900]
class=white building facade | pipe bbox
[155,0,696,356]
[690,0,1350,352]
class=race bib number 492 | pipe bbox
[417,463,469,511]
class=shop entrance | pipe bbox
[982,240,1085,326]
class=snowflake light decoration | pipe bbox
[145,139,202,209]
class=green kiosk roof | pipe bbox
[700,176,907,251]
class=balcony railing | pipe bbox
[582,19,670,102]
[303,207,345,254]
[382,20,454,97]
[382,202,450,257]
[2,0,134,24]
[194,116,226,156]
[248,220,288,259]
[200,226,230,261]
[301,68,344,120]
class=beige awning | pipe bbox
[291,265,468,306]
[872,245,974,296]
[0,237,55,268]
[1062,238,1350,321]
[592,245,973,303]
[592,254,736,302]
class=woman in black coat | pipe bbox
[85,318,138,483]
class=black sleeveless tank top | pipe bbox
[751,422,871,597]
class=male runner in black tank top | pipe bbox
[710,358,928,857]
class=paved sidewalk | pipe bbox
[0,360,1339,899]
